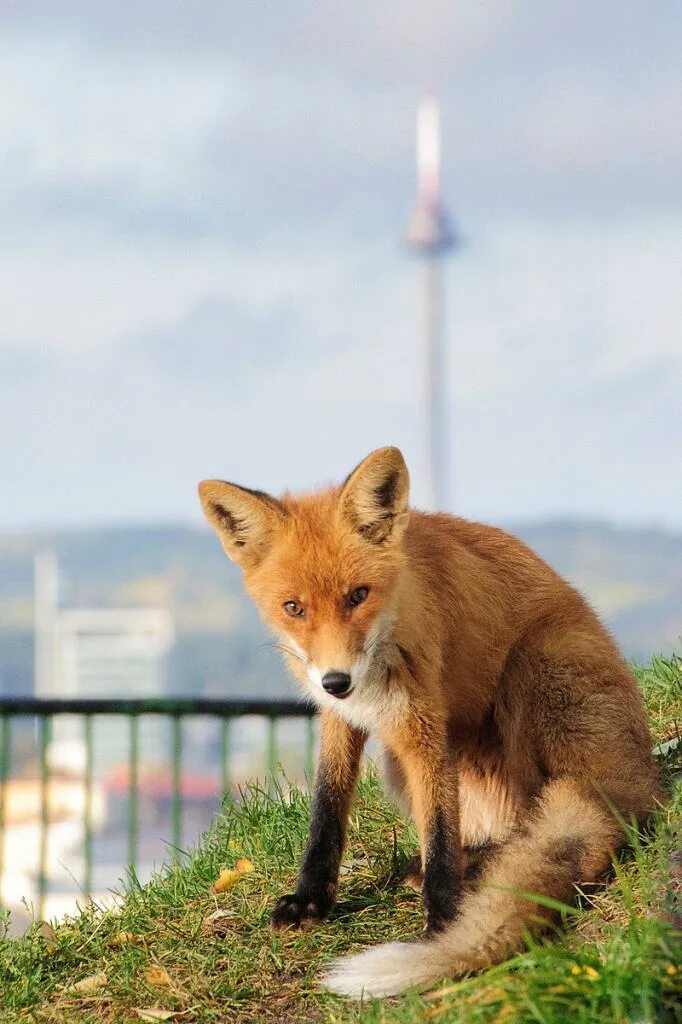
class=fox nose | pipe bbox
[322,671,352,696]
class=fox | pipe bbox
[198,446,661,998]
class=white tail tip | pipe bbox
[322,940,442,998]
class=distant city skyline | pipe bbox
[1,2,681,531]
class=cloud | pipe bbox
[0,3,680,530]
[2,2,681,245]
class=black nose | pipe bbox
[322,671,352,696]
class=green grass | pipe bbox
[1,657,680,1024]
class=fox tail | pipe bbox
[322,779,621,998]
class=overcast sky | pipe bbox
[1,2,681,531]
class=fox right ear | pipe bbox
[340,446,410,544]
[198,480,285,567]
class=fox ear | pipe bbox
[198,480,285,567]
[340,447,409,544]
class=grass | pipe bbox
[0,657,680,1024]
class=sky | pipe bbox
[1,2,681,531]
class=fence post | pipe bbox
[83,715,94,900]
[305,716,315,788]
[171,715,183,860]
[0,715,9,907]
[267,716,277,786]
[220,717,231,800]
[38,716,50,921]
[128,714,139,877]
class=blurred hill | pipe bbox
[0,521,679,698]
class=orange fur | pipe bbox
[199,447,661,997]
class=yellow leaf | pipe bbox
[135,1011,176,1022]
[212,868,242,893]
[235,858,254,874]
[111,931,141,946]
[570,964,582,975]
[63,972,107,994]
[583,965,600,980]
[145,966,173,987]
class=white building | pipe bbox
[55,607,174,699]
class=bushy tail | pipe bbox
[323,779,621,998]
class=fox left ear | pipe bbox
[339,446,410,544]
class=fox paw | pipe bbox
[271,893,325,930]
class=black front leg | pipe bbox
[392,729,463,936]
[422,806,462,934]
[272,713,365,929]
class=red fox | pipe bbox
[199,446,660,998]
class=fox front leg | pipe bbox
[271,713,365,929]
[392,731,463,934]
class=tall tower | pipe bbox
[406,97,458,510]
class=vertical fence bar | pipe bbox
[0,715,9,905]
[220,717,231,799]
[38,716,50,921]
[305,716,315,786]
[128,714,139,875]
[83,715,94,901]
[171,715,182,860]
[267,716,277,782]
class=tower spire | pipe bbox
[406,97,458,510]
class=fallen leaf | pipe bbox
[111,931,141,946]
[145,966,173,987]
[135,1010,176,1022]
[212,868,243,893]
[235,858,254,874]
[63,972,107,994]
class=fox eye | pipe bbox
[283,600,305,618]
[349,586,369,608]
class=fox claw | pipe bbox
[271,893,324,930]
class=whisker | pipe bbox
[274,642,309,666]
[256,639,309,666]
[364,633,387,657]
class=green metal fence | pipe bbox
[0,698,316,923]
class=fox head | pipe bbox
[198,447,409,708]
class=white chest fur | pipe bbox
[320,679,409,734]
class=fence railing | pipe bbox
[0,697,316,924]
